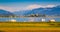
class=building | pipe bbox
[41,18,45,22]
[49,19,55,22]
[10,19,16,22]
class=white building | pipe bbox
[10,19,16,22]
[49,19,55,22]
[41,18,45,22]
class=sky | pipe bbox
[0,0,60,12]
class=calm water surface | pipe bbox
[0,17,60,22]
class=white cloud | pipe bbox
[25,4,41,10]
[0,4,56,12]
[0,6,21,12]
[25,4,56,10]
[26,4,55,9]
[45,5,56,8]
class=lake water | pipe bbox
[0,17,60,22]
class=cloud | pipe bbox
[45,5,56,8]
[25,4,56,10]
[25,4,41,10]
[0,6,21,12]
[0,4,56,12]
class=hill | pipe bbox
[14,5,60,16]
[0,9,14,17]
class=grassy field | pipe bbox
[0,22,60,32]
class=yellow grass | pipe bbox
[0,22,60,32]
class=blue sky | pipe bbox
[0,0,60,12]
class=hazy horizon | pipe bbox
[0,0,60,12]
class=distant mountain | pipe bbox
[0,9,14,16]
[30,5,60,16]
[14,5,60,16]
[14,10,31,16]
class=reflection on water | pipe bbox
[0,17,60,22]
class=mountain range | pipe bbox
[0,9,14,16]
[14,5,60,16]
[0,5,60,16]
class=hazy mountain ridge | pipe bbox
[0,9,14,16]
[13,5,60,16]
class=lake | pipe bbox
[0,17,60,22]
